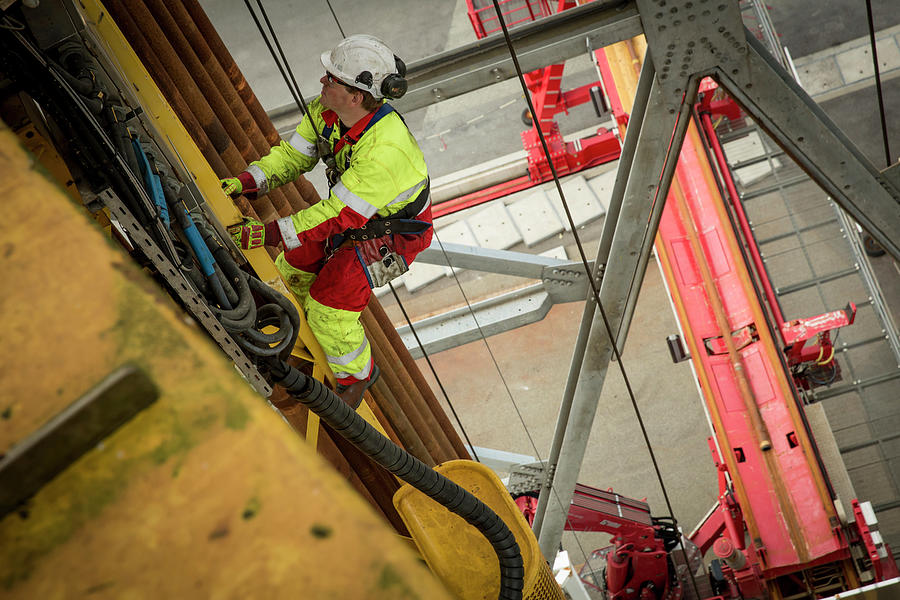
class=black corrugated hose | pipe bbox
[261,356,525,600]
[186,223,526,597]
[1,18,524,597]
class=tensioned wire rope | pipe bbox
[864,0,892,169]
[482,1,702,595]
[243,0,481,464]
[245,0,690,589]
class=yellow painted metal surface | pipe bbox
[602,37,647,116]
[0,123,452,600]
[76,0,241,225]
[394,460,564,600]
[33,0,395,449]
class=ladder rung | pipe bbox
[740,175,809,200]
[775,266,858,295]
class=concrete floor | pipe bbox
[200,0,900,574]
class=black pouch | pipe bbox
[354,236,409,288]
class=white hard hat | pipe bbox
[320,34,407,99]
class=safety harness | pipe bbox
[321,102,394,185]
[318,103,431,288]
[321,103,432,241]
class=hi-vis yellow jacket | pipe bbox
[240,98,429,250]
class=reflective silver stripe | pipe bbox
[246,164,269,196]
[333,360,372,381]
[326,338,370,367]
[384,178,428,210]
[288,131,317,159]
[357,358,373,379]
[332,181,379,218]
[276,217,302,250]
[332,358,373,381]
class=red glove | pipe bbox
[228,218,266,249]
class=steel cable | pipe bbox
[487,1,702,595]
[264,332,526,599]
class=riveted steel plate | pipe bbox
[637,0,749,109]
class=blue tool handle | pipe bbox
[180,210,217,278]
[131,138,170,227]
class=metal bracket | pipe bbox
[508,461,549,495]
[98,188,271,396]
[542,263,590,303]
[636,0,748,113]
[0,365,158,517]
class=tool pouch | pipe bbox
[354,236,409,289]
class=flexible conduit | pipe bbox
[265,358,525,600]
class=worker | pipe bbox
[222,34,432,404]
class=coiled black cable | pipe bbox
[195,262,527,597]
[2,20,525,597]
[264,357,525,600]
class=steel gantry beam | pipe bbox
[534,64,697,559]
[269,0,641,130]
[530,0,900,558]
[722,32,900,260]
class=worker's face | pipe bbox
[320,73,362,112]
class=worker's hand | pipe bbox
[220,177,243,198]
[228,217,266,250]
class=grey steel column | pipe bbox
[535,76,698,560]
[725,30,900,261]
[530,57,656,538]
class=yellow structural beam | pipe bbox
[45,0,390,446]
[0,122,451,599]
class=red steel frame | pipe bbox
[515,485,681,600]
[655,110,849,581]
[466,0,552,40]
[697,93,857,390]
[473,6,898,593]
[441,0,621,218]
[589,59,868,595]
[532,76,897,596]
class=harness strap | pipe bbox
[321,103,395,158]
[346,219,431,241]
[344,179,431,241]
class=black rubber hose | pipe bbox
[248,275,300,342]
[106,107,142,187]
[266,359,525,600]
[207,246,256,327]
[214,263,241,308]
[246,276,299,363]
[178,202,240,308]
[236,304,293,356]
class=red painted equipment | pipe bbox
[447,0,621,218]
[659,90,850,582]
[525,58,899,599]
[698,96,858,392]
[852,499,900,581]
[515,485,683,600]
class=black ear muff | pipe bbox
[381,74,407,99]
[380,55,408,99]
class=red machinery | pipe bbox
[696,88,858,393]
[516,485,684,600]
[440,0,622,217]
[510,55,897,600]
